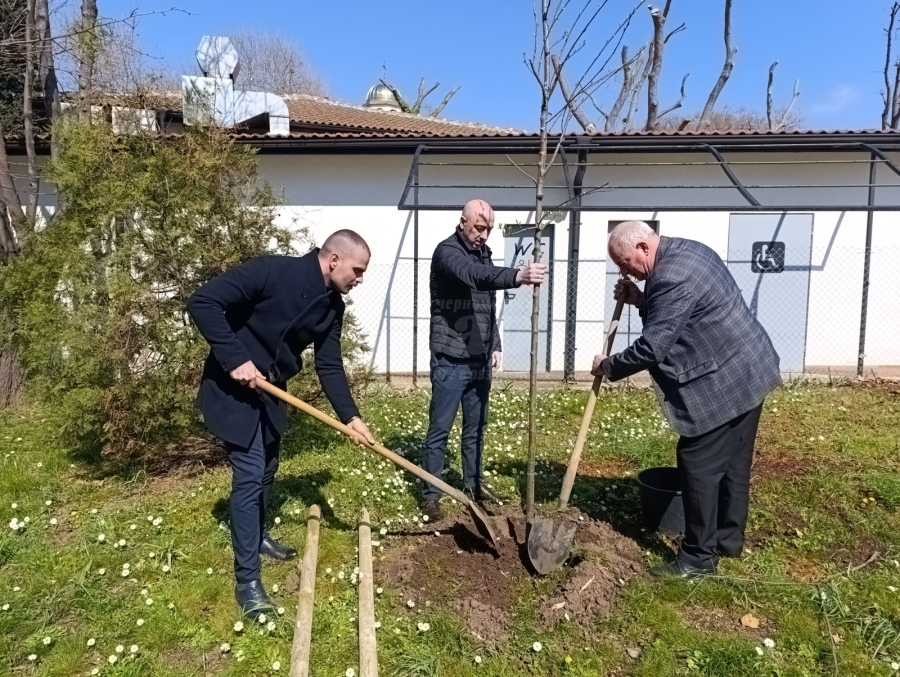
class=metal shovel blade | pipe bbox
[466,501,500,551]
[527,517,577,575]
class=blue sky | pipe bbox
[112,0,891,132]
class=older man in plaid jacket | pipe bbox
[593,221,781,579]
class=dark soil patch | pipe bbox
[578,458,636,478]
[376,508,644,645]
[750,450,814,483]
[680,606,773,641]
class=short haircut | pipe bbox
[608,220,657,252]
[321,229,371,257]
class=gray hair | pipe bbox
[608,221,657,252]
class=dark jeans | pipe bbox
[225,423,280,585]
[421,353,491,502]
[676,403,764,569]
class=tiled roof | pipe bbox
[282,94,522,137]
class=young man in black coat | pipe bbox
[187,230,374,617]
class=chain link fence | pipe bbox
[348,246,899,386]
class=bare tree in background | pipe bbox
[379,77,460,117]
[881,2,900,130]
[227,27,326,96]
[766,61,800,132]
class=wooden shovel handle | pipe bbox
[558,294,626,509]
[255,380,474,507]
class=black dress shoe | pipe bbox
[234,580,275,619]
[649,558,715,580]
[259,536,298,561]
[421,500,444,523]
[464,485,505,505]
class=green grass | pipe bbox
[2,379,900,675]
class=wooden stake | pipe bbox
[289,505,321,677]
[358,509,378,677]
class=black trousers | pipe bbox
[676,402,764,569]
[225,423,280,585]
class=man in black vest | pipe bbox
[187,230,374,617]
[421,199,546,521]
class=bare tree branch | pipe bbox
[378,78,410,113]
[605,45,639,131]
[892,61,900,128]
[697,0,735,129]
[0,7,189,49]
[664,21,685,43]
[413,77,439,111]
[622,45,650,130]
[429,85,459,117]
[658,72,688,119]
[645,5,666,131]
[776,79,800,131]
[883,3,900,130]
[551,53,596,133]
[505,154,538,186]
[767,61,777,130]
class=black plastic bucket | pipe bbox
[637,467,684,537]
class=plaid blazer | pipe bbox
[605,236,781,437]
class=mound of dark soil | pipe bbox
[376,508,645,644]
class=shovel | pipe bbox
[255,380,499,551]
[526,294,626,574]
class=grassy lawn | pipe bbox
[2,379,900,676]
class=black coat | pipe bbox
[429,231,520,360]
[186,250,360,447]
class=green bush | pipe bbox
[0,119,369,458]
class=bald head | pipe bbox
[458,199,495,250]
[607,221,659,281]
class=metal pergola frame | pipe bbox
[396,138,900,382]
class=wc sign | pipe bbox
[751,241,785,273]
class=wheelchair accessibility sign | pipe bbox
[751,241,785,273]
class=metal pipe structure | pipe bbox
[858,152,877,377]
[564,149,588,381]
[413,163,419,387]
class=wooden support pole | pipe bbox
[358,509,378,677]
[289,505,321,677]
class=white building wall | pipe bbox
[11,149,895,376]
[257,151,900,374]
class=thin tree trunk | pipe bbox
[527,0,553,526]
[697,0,735,129]
[552,54,594,133]
[0,124,27,237]
[38,0,61,160]
[23,0,39,219]
[0,204,16,259]
[645,5,666,131]
[78,0,99,118]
